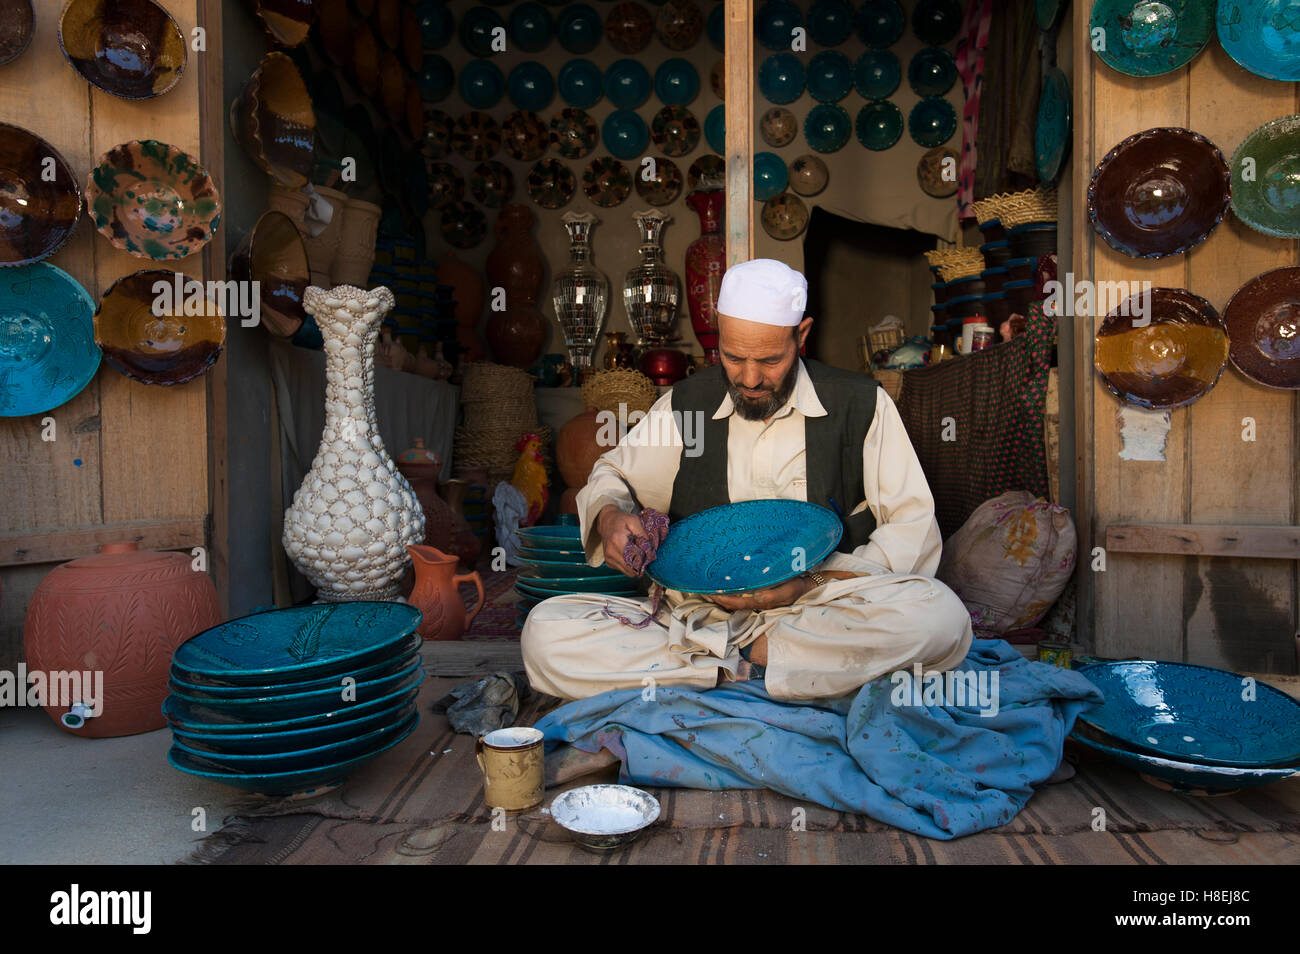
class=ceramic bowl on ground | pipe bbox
[1035,66,1071,183]
[856,100,903,150]
[517,555,631,578]
[1069,721,1300,795]
[173,602,423,686]
[688,154,726,189]
[551,784,661,852]
[605,1,654,53]
[230,51,317,189]
[912,0,961,43]
[167,712,418,795]
[558,2,602,53]
[758,53,805,105]
[1222,266,1300,389]
[508,62,555,113]
[93,270,225,386]
[808,0,853,46]
[550,108,598,159]
[654,57,699,106]
[164,673,421,732]
[656,0,703,51]
[762,192,808,240]
[517,525,583,548]
[527,159,576,209]
[753,151,788,201]
[558,58,603,109]
[417,0,453,50]
[854,49,901,99]
[908,96,957,147]
[471,159,515,208]
[1088,126,1229,258]
[1229,114,1300,239]
[756,0,801,50]
[1093,286,1228,409]
[917,146,959,197]
[605,57,652,109]
[502,110,549,161]
[1090,0,1214,77]
[759,107,797,147]
[459,59,505,109]
[789,154,829,196]
[460,4,505,57]
[634,157,683,206]
[172,695,415,755]
[603,109,649,160]
[650,105,699,157]
[1076,660,1300,768]
[805,103,851,153]
[453,111,502,161]
[509,1,553,52]
[855,0,905,48]
[0,124,82,266]
[908,46,956,96]
[648,499,841,594]
[583,156,632,207]
[0,263,99,418]
[86,140,221,261]
[59,0,186,99]
[806,50,853,103]
[252,0,314,47]
[705,104,725,154]
[0,0,34,66]
[1217,0,1300,80]
[439,199,487,248]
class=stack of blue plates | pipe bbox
[514,525,641,627]
[164,603,424,796]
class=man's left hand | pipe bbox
[698,570,860,613]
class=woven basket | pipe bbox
[867,325,906,356]
[872,369,904,401]
[984,187,1057,228]
[581,368,658,415]
[938,260,987,282]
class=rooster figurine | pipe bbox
[510,432,549,528]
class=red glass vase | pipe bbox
[684,188,725,365]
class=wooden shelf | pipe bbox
[1105,524,1300,561]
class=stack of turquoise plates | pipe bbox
[164,603,424,797]
[514,525,642,627]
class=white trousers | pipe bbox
[521,573,974,702]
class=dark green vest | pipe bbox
[668,358,879,555]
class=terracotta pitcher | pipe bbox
[406,544,484,640]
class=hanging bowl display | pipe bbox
[502,109,549,162]
[908,47,956,96]
[508,62,555,112]
[651,105,701,157]
[0,263,100,417]
[755,0,802,50]
[419,54,454,103]
[687,154,725,189]
[1216,0,1300,81]
[602,109,649,160]
[635,156,684,206]
[759,107,798,147]
[789,154,829,196]
[605,57,652,109]
[805,103,852,153]
[558,3,602,53]
[808,0,854,46]
[252,0,314,47]
[1229,114,1300,239]
[908,96,957,147]
[440,199,487,249]
[527,158,577,209]
[856,100,903,151]
[583,157,633,208]
[761,193,809,240]
[605,1,655,53]
[228,210,310,339]
[0,124,82,267]
[1088,126,1229,258]
[912,0,961,44]
[704,104,726,154]
[551,107,599,160]
[59,0,187,99]
[807,50,853,102]
[558,58,604,109]
[753,151,788,201]
[426,161,466,209]
[459,59,505,109]
[459,5,504,57]
[508,1,554,52]
[94,270,226,386]
[1222,266,1300,390]
[0,0,34,67]
[854,49,901,99]
[1089,0,1214,77]
[656,0,704,51]
[855,0,905,48]
[654,58,699,106]
[417,0,454,50]
[1035,66,1071,183]
[452,110,502,161]
[230,51,317,189]
[758,52,806,105]
[917,146,959,197]
[707,1,724,50]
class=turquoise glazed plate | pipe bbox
[854,49,901,98]
[1035,66,1071,182]
[459,5,504,57]
[516,573,639,594]
[753,151,788,201]
[855,0,905,48]
[508,1,554,52]
[507,62,554,112]
[172,711,418,774]
[705,104,726,154]
[417,0,454,50]
[908,96,957,146]
[912,0,961,44]
[708,1,724,49]
[517,544,586,562]
[806,50,853,102]
[1090,0,1214,77]
[908,46,956,96]
[459,59,504,109]
[808,0,854,46]
[171,697,416,754]
[805,103,852,153]
[558,58,603,108]
[516,556,622,578]
[1070,722,1300,794]
[167,712,418,795]
[856,100,903,150]
[558,3,602,54]
[162,676,422,732]
[1076,661,1300,768]
[654,57,699,106]
[517,524,582,548]
[602,109,649,159]
[0,263,100,418]
[1217,0,1300,80]
[1229,114,1300,239]
[646,499,842,594]
[605,57,651,109]
[172,602,422,685]
[756,0,802,50]
[758,53,805,105]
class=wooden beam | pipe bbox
[1106,524,1300,560]
[723,0,752,266]
[0,519,208,566]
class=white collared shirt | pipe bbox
[575,359,944,578]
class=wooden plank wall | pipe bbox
[1075,8,1300,672]
[0,0,215,669]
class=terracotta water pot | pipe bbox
[22,542,222,737]
[406,545,485,640]
[396,437,455,550]
[484,203,549,367]
[439,251,485,328]
[556,407,605,489]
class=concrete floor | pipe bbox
[0,704,241,864]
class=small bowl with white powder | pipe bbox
[549,784,661,852]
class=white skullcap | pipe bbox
[716,258,807,327]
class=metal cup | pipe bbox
[475,726,545,812]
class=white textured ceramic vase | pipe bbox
[282,284,426,601]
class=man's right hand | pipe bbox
[597,504,649,577]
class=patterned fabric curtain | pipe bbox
[955,0,994,220]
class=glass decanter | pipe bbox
[622,209,681,347]
[551,211,609,369]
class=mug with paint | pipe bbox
[476,726,545,812]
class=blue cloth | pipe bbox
[534,639,1103,840]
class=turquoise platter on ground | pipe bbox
[516,556,624,578]
[171,697,416,754]
[646,499,842,594]
[162,675,422,733]
[1076,661,1300,768]
[517,544,586,562]
[171,602,422,685]
[517,524,582,548]
[516,573,639,595]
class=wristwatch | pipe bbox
[804,570,827,587]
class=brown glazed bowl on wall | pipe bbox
[94,269,227,385]
[253,0,315,48]
[1222,266,1300,390]
[1087,126,1230,259]
[0,0,35,66]
[228,210,311,339]
[59,0,187,99]
[230,51,317,188]
[0,123,83,266]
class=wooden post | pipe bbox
[724,0,752,266]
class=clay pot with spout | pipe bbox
[406,545,485,640]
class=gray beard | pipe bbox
[726,361,799,421]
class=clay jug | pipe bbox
[395,439,455,553]
[23,542,222,737]
[406,544,485,640]
[439,250,485,328]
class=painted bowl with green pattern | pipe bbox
[86,139,221,261]
[1230,114,1300,239]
